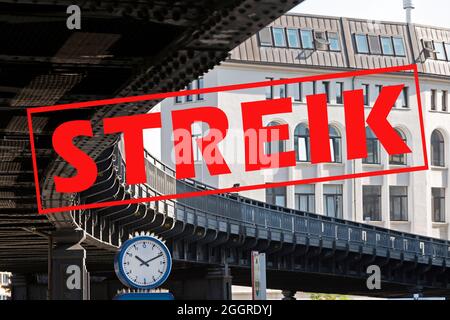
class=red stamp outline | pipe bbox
[28,64,428,214]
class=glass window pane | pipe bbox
[381,37,394,55]
[300,30,314,49]
[328,32,340,51]
[336,82,344,104]
[197,77,204,100]
[434,42,447,60]
[393,37,406,56]
[273,28,286,47]
[355,34,369,53]
[445,43,450,61]
[287,29,300,48]
[368,35,382,54]
[259,27,273,46]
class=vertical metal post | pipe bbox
[47,234,53,300]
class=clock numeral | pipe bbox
[142,242,147,248]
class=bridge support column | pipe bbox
[169,265,232,300]
[281,290,297,300]
[51,228,90,300]
[11,274,28,300]
[205,266,232,300]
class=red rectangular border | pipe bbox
[28,64,428,214]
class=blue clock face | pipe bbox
[115,236,172,290]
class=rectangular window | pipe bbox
[322,81,330,103]
[376,84,383,95]
[432,188,445,222]
[300,30,314,49]
[380,36,394,55]
[272,27,287,47]
[186,82,193,102]
[175,95,182,103]
[265,77,273,99]
[258,27,273,46]
[336,82,344,104]
[279,81,288,98]
[191,122,202,162]
[434,42,447,61]
[363,84,370,106]
[266,186,287,207]
[390,186,408,221]
[286,28,300,48]
[363,186,382,221]
[314,31,328,51]
[393,37,406,56]
[355,34,369,54]
[368,35,382,55]
[328,32,340,51]
[292,83,302,102]
[402,86,409,108]
[197,77,204,100]
[445,43,450,61]
[295,184,315,212]
[363,137,380,164]
[431,89,437,110]
[442,90,448,112]
[323,184,343,219]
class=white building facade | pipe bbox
[0,272,11,300]
[151,13,450,240]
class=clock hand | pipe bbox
[135,255,150,267]
[140,253,163,266]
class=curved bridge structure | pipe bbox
[70,144,450,298]
[1,0,450,300]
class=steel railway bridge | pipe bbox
[1,0,450,300]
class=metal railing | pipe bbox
[88,145,450,261]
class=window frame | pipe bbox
[272,27,287,47]
[286,28,301,48]
[266,185,287,207]
[442,90,448,112]
[389,129,407,165]
[380,36,395,56]
[265,77,274,99]
[432,187,445,222]
[363,127,381,165]
[363,185,382,221]
[390,186,408,221]
[431,89,437,110]
[392,37,406,57]
[336,82,344,104]
[327,32,341,51]
[258,27,273,47]
[322,81,330,103]
[294,123,310,163]
[368,35,382,55]
[323,184,343,219]
[434,41,447,61]
[300,29,315,50]
[355,34,369,54]
[362,84,370,106]
[197,77,204,101]
[431,130,445,167]
[295,185,315,212]
[329,126,342,163]
[265,121,285,156]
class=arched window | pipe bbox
[363,127,380,164]
[389,129,407,165]
[329,126,342,163]
[265,121,285,155]
[294,123,310,162]
[431,130,445,167]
